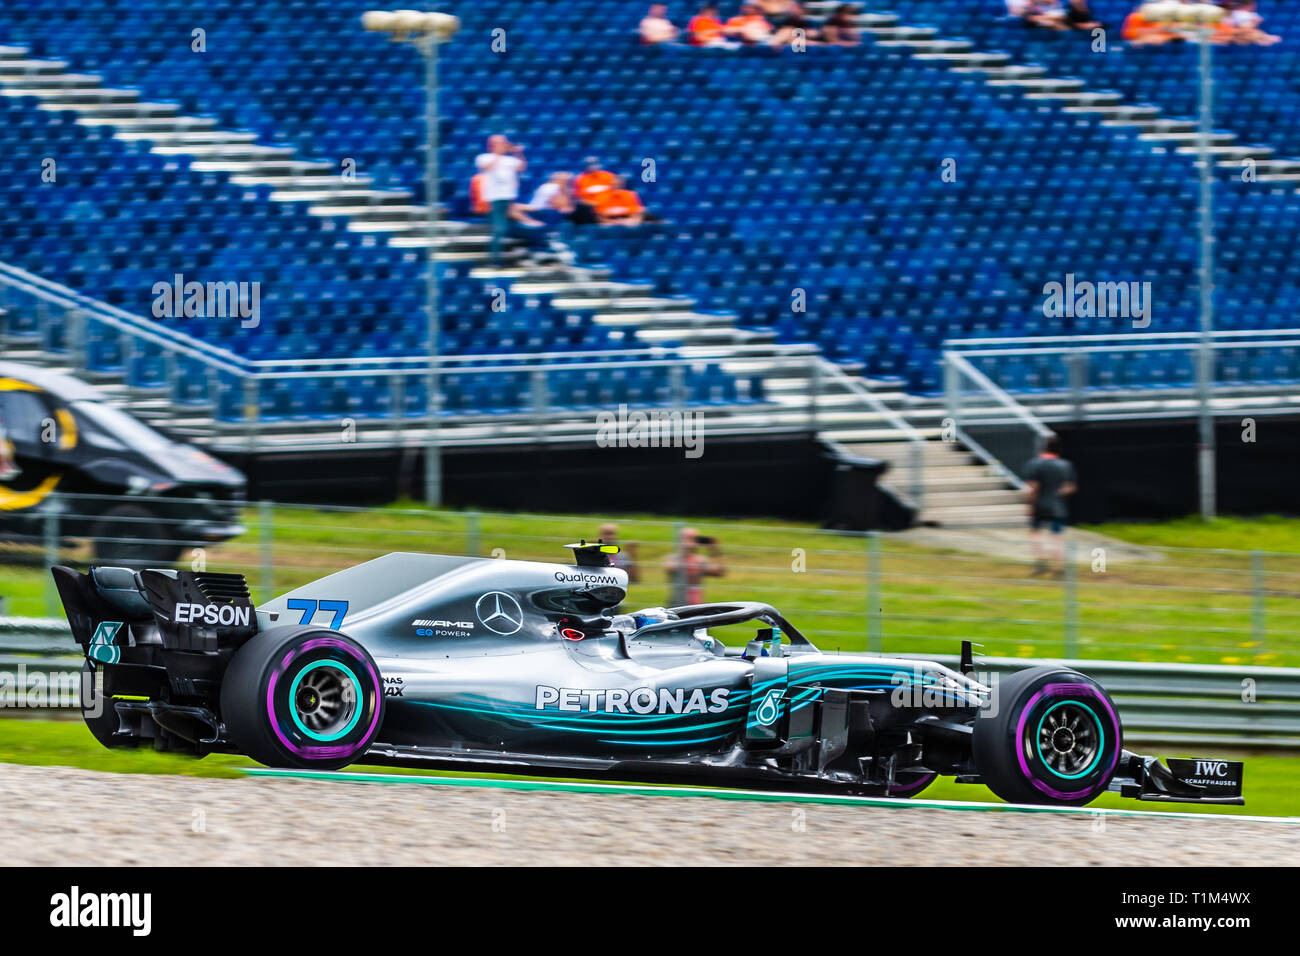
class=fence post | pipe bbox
[44,494,63,617]
[670,363,687,415]
[391,373,405,443]
[670,520,686,607]
[166,349,181,406]
[119,328,136,408]
[1068,352,1087,423]
[244,377,259,453]
[466,510,481,557]
[258,500,274,604]
[1251,550,1266,657]
[909,439,925,513]
[807,359,820,432]
[64,306,84,373]
[1064,537,1080,658]
[531,367,548,436]
[866,531,882,653]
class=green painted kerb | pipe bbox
[238,768,1300,824]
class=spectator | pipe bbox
[1225,1,1281,46]
[1122,5,1178,45]
[525,171,576,226]
[640,3,680,44]
[725,3,774,45]
[821,3,861,46]
[1024,435,1077,577]
[764,0,816,47]
[665,527,725,606]
[1064,0,1102,31]
[593,175,647,226]
[687,4,734,46]
[573,157,617,224]
[1020,0,1070,30]
[474,134,527,265]
[575,157,617,205]
[599,522,640,584]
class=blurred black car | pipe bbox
[0,361,245,565]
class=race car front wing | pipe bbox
[1108,750,1245,805]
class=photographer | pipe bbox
[665,526,725,606]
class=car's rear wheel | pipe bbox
[972,666,1122,806]
[221,625,385,770]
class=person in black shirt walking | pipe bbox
[1024,435,1077,577]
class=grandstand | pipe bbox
[1,1,1298,525]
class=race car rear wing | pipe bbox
[52,565,257,656]
[1110,750,1245,805]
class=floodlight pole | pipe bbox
[1195,25,1217,521]
[363,11,457,508]
[421,33,443,509]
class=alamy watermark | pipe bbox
[0,665,89,711]
[152,273,261,328]
[1042,274,1152,328]
[596,404,704,459]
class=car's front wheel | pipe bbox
[972,666,1122,806]
[221,626,385,770]
[91,504,182,567]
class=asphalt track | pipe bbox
[2,763,1296,866]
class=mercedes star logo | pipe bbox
[475,591,524,635]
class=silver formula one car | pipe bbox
[52,542,1244,806]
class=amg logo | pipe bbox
[1195,760,1229,777]
[412,619,473,629]
[173,603,251,627]
[536,685,730,715]
[50,885,151,936]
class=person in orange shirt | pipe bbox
[1122,7,1176,46]
[573,157,617,225]
[575,158,618,206]
[687,4,734,47]
[468,172,489,215]
[594,176,646,226]
[725,3,774,44]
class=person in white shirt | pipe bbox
[640,4,680,44]
[1226,1,1281,45]
[475,134,527,265]
[527,172,575,225]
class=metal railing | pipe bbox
[945,329,1300,424]
[943,349,1054,489]
[0,262,896,455]
[820,362,929,509]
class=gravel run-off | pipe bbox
[2,764,1296,866]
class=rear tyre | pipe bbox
[221,626,385,770]
[972,666,1122,806]
[81,662,136,750]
